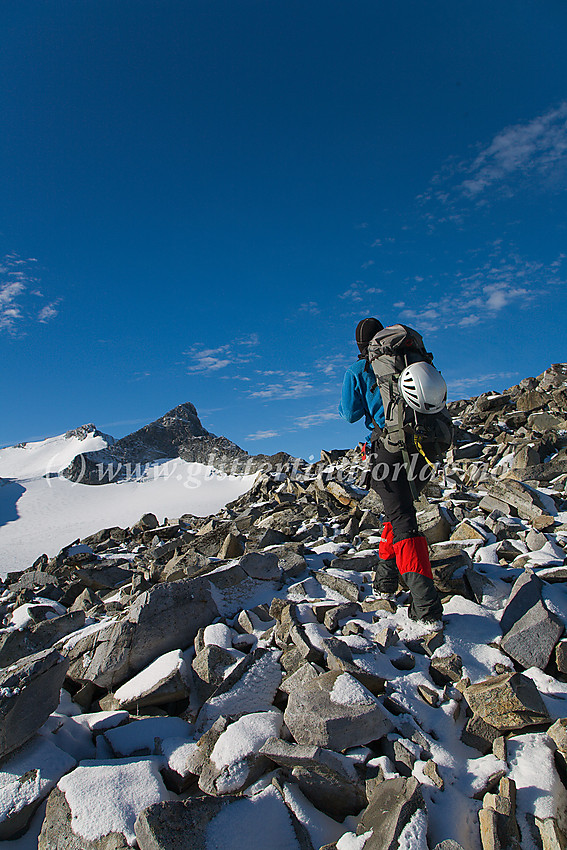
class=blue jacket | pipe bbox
[339,358,385,442]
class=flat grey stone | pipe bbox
[0,648,69,760]
[323,603,362,632]
[357,776,425,850]
[39,787,129,849]
[315,570,360,602]
[330,552,380,572]
[239,551,281,581]
[260,737,366,819]
[135,789,301,850]
[417,504,452,544]
[279,662,321,695]
[461,714,502,755]
[196,648,282,731]
[500,570,544,635]
[0,611,85,668]
[135,797,230,850]
[484,479,549,521]
[284,670,393,750]
[500,599,564,670]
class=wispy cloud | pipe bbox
[185,334,260,374]
[314,354,350,377]
[246,429,280,440]
[294,409,339,430]
[0,254,55,335]
[460,103,567,199]
[338,282,383,303]
[248,374,317,400]
[398,249,564,333]
[37,301,61,323]
[420,102,567,215]
[447,371,519,395]
[298,301,321,316]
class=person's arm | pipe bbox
[339,368,366,423]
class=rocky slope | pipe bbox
[1,364,567,849]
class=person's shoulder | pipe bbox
[345,358,367,376]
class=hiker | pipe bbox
[339,317,445,627]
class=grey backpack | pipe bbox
[366,324,453,462]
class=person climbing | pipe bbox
[339,317,445,627]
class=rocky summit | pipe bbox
[1,363,567,849]
[61,402,275,485]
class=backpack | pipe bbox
[366,323,453,464]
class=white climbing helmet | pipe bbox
[399,362,447,414]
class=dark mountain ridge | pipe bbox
[62,402,277,485]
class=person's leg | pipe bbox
[373,520,398,594]
[370,446,442,623]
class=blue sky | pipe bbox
[1,0,566,460]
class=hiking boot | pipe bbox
[375,591,397,602]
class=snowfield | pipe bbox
[0,431,255,577]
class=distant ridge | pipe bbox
[62,402,278,485]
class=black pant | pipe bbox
[368,444,432,542]
[369,443,442,622]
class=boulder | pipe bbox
[528,412,567,432]
[500,570,544,634]
[500,600,564,670]
[0,610,85,668]
[109,649,191,710]
[39,787,129,849]
[463,673,550,731]
[135,787,301,850]
[461,714,502,755]
[0,648,69,760]
[315,570,361,602]
[135,797,231,850]
[259,737,367,819]
[239,551,281,581]
[198,710,283,795]
[196,649,282,731]
[0,737,76,840]
[284,670,393,750]
[483,480,550,521]
[417,503,452,544]
[64,576,218,690]
[356,776,426,850]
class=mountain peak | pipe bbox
[62,401,258,485]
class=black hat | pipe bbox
[356,317,383,354]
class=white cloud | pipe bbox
[185,335,260,374]
[447,371,519,394]
[314,354,350,377]
[246,429,280,440]
[398,249,564,333]
[294,410,339,429]
[248,378,316,400]
[339,283,365,302]
[460,102,567,198]
[37,301,60,323]
[0,254,53,335]
[298,301,321,315]
[421,102,567,213]
[338,282,383,303]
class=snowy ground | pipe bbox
[0,432,255,577]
